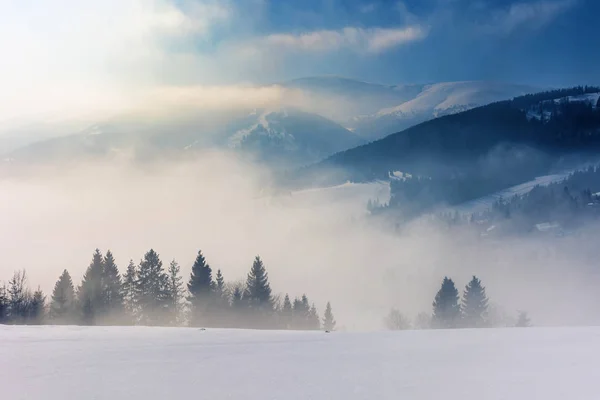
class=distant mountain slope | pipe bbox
[1,77,543,168]
[349,81,540,139]
[4,108,363,167]
[291,87,600,194]
[281,77,541,140]
[281,76,425,123]
[222,109,364,165]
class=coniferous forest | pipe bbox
[0,249,331,331]
[0,248,530,331]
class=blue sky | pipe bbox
[176,0,598,87]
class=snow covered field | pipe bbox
[2,325,599,400]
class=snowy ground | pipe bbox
[2,325,599,400]
[452,162,600,214]
[289,180,390,206]
[452,172,574,214]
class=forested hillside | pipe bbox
[292,87,600,215]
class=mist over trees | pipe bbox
[385,275,530,331]
[0,252,533,332]
[0,249,335,331]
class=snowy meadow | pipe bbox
[2,325,599,400]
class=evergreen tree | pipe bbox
[308,303,320,330]
[231,286,243,308]
[322,301,336,331]
[291,295,311,330]
[122,260,138,324]
[50,269,76,324]
[461,276,489,328]
[215,270,225,295]
[280,294,293,329]
[28,287,46,324]
[515,310,532,327]
[8,270,30,323]
[167,260,185,326]
[136,249,170,326]
[230,285,246,328]
[102,250,124,323]
[81,297,94,325]
[244,256,274,328]
[187,250,215,327]
[0,284,8,323]
[78,249,105,324]
[432,277,461,329]
[213,269,229,327]
[245,256,273,309]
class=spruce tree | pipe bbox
[136,249,170,326]
[0,284,8,323]
[8,270,30,323]
[28,288,46,324]
[231,286,243,309]
[215,270,225,294]
[167,260,185,326]
[280,294,293,329]
[308,304,320,330]
[230,285,245,328]
[291,295,311,330]
[82,297,94,325]
[244,256,274,327]
[292,297,305,328]
[462,276,489,328]
[213,269,229,327]
[50,269,76,324]
[245,256,273,309]
[102,250,124,323]
[187,250,215,327]
[432,277,461,329]
[122,260,138,324]
[322,301,336,331]
[78,249,105,324]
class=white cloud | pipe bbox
[263,25,428,54]
[0,0,232,124]
[481,0,577,35]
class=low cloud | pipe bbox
[2,155,600,329]
[263,25,428,54]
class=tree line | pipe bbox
[384,276,531,330]
[433,165,600,235]
[0,249,336,331]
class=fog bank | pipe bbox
[1,153,600,329]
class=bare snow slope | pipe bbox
[376,81,537,119]
[454,172,574,214]
[2,325,599,400]
[453,162,600,214]
[351,81,539,139]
